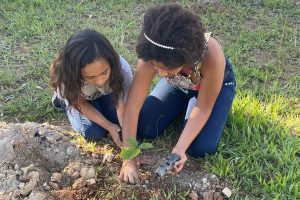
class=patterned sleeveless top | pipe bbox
[165,32,213,92]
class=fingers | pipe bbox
[133,172,140,184]
[118,171,124,180]
[128,174,135,184]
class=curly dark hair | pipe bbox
[50,29,123,110]
[136,3,206,68]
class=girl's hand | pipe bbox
[170,148,187,174]
[119,159,141,184]
[107,123,122,147]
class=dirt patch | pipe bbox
[0,122,232,199]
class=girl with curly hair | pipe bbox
[119,4,236,184]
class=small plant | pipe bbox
[120,138,153,160]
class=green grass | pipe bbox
[0,0,299,199]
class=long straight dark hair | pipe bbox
[50,29,123,110]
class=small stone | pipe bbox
[51,172,62,182]
[43,184,51,191]
[91,153,99,159]
[145,180,149,184]
[13,190,22,198]
[0,140,16,165]
[14,164,20,171]
[28,191,47,200]
[189,190,198,200]
[84,159,93,165]
[46,136,55,143]
[213,192,223,200]
[66,146,74,155]
[21,180,37,196]
[202,177,208,184]
[80,152,86,156]
[19,182,25,188]
[92,159,101,165]
[102,152,114,163]
[72,177,87,190]
[54,148,59,153]
[0,174,5,179]
[28,171,40,182]
[203,190,214,200]
[48,182,59,190]
[86,178,96,185]
[80,166,96,180]
[71,171,80,179]
[21,164,34,176]
[222,187,232,198]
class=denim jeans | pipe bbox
[63,93,119,141]
[137,58,236,157]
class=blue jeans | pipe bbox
[137,58,236,158]
[62,93,119,141]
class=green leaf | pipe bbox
[138,142,153,150]
[120,147,141,160]
[126,138,139,148]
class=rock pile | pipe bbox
[0,122,98,200]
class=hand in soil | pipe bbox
[119,159,141,184]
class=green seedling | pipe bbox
[120,138,153,160]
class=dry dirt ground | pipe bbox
[0,122,233,199]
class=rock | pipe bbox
[28,192,47,200]
[46,136,55,143]
[80,166,96,180]
[21,180,37,196]
[0,140,16,165]
[21,164,35,176]
[213,192,223,200]
[28,171,40,182]
[91,153,99,159]
[86,178,96,185]
[72,178,87,190]
[42,182,51,191]
[0,174,5,179]
[102,152,114,163]
[222,187,232,198]
[51,172,62,182]
[0,124,25,146]
[189,190,198,200]
[145,180,149,184]
[13,189,22,198]
[19,175,31,183]
[92,159,101,165]
[71,171,80,179]
[19,182,25,188]
[66,146,75,155]
[84,159,93,165]
[48,182,59,190]
[14,164,20,171]
[203,190,214,200]
[202,177,208,184]
[211,174,217,179]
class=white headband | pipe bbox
[144,33,182,50]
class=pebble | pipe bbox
[72,177,87,190]
[51,173,62,182]
[222,187,232,198]
[189,190,198,200]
